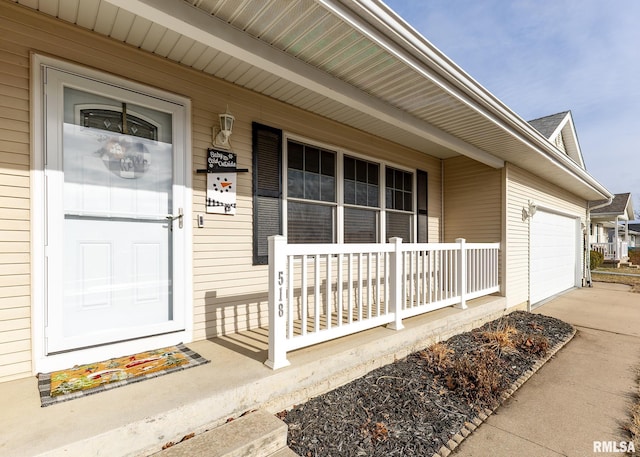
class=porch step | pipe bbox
[154,409,297,457]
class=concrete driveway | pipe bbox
[453,282,640,457]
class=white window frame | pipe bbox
[282,132,416,244]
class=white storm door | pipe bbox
[44,68,187,353]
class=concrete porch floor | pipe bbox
[0,295,507,457]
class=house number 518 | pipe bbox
[277,271,284,317]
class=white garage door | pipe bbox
[530,210,579,304]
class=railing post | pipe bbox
[265,235,290,370]
[455,238,467,310]
[387,237,404,330]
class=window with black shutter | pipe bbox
[252,123,282,265]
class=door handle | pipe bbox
[166,208,183,230]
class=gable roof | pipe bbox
[591,192,634,219]
[10,0,611,201]
[529,111,570,138]
[528,111,585,169]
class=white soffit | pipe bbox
[11,0,611,200]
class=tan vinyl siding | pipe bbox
[505,163,586,308]
[442,156,501,243]
[0,2,444,379]
[0,5,31,383]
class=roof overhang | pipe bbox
[11,0,612,201]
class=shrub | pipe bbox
[590,250,604,270]
[419,342,453,372]
[444,349,507,404]
[481,322,518,353]
[629,247,640,266]
[515,333,550,356]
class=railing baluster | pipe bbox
[427,250,432,304]
[314,255,320,332]
[384,251,389,314]
[409,251,415,309]
[301,254,308,336]
[358,253,363,321]
[288,255,294,339]
[348,253,353,324]
[326,253,332,330]
[367,252,372,319]
[337,253,343,326]
[376,252,381,316]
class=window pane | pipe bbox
[344,179,356,205]
[395,169,404,191]
[356,181,368,206]
[321,175,335,202]
[345,207,378,243]
[305,146,319,173]
[344,156,355,181]
[386,167,394,188]
[368,163,379,185]
[288,142,303,170]
[321,150,335,177]
[386,211,412,242]
[404,192,412,211]
[288,201,334,243]
[288,169,304,198]
[304,173,320,200]
[356,160,367,182]
[403,172,412,191]
[368,184,379,207]
[395,190,403,210]
[386,188,393,209]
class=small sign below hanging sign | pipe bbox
[207,173,236,215]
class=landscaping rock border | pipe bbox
[432,327,577,457]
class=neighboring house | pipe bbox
[0,0,612,393]
[628,223,640,248]
[589,193,635,263]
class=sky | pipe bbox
[384,0,640,213]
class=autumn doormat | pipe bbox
[37,343,209,407]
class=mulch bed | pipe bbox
[279,311,574,457]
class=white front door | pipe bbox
[43,67,188,354]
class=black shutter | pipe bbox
[417,169,428,243]
[253,122,282,265]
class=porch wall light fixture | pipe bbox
[213,106,235,150]
[522,200,537,221]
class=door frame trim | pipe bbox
[31,54,193,373]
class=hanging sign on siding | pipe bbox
[205,148,239,215]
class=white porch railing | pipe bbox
[266,236,500,369]
[591,241,628,261]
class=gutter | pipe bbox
[332,0,612,200]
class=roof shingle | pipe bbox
[528,111,570,138]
